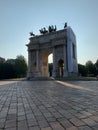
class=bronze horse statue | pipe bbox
[39,27,48,34]
[39,25,57,35]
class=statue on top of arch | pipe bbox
[39,25,57,35]
[64,22,67,28]
[30,23,68,36]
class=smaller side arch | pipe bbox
[58,59,64,77]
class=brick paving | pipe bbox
[0,80,98,130]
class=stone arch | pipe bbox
[27,27,78,78]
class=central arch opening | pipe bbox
[48,54,53,63]
[48,54,53,77]
[42,51,53,77]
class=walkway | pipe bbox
[0,80,98,130]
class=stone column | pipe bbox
[63,45,68,77]
[36,50,41,77]
[36,50,39,71]
[27,50,32,78]
[52,47,56,77]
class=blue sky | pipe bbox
[0,0,98,65]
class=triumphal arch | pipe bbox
[27,25,78,78]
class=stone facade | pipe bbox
[26,26,78,78]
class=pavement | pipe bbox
[0,80,98,130]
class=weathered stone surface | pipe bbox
[27,27,78,78]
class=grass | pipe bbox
[0,77,26,81]
[55,76,97,81]
[27,76,98,81]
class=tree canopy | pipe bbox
[0,55,27,79]
[78,64,87,76]
[78,59,98,77]
[14,55,27,77]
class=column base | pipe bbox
[68,72,78,77]
[34,71,41,77]
[27,71,41,79]
[52,71,58,77]
[63,71,68,77]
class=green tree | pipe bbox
[14,55,27,77]
[78,64,87,76]
[0,63,15,79]
[85,60,96,76]
[95,59,98,76]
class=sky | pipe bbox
[0,0,98,65]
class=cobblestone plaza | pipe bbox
[0,80,98,130]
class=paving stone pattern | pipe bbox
[0,81,98,130]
